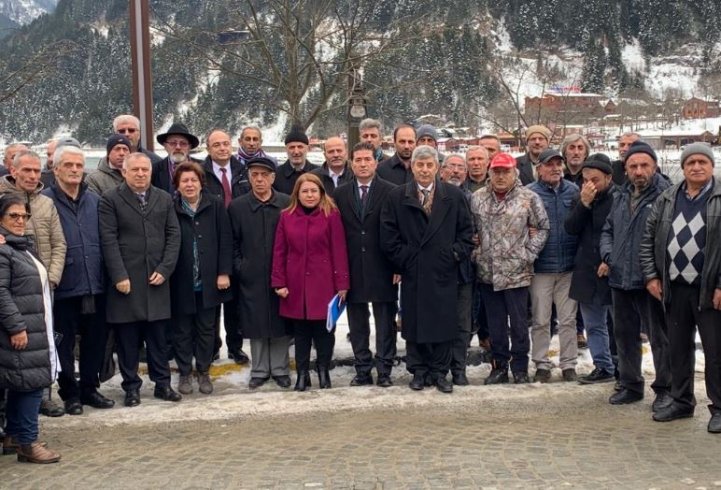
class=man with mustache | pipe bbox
[152,123,202,194]
[273,126,319,195]
[377,124,416,186]
[516,125,551,185]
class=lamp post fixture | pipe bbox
[347,66,367,150]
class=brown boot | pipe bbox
[2,435,47,455]
[16,441,60,464]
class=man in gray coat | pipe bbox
[99,153,181,407]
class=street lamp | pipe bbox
[347,67,367,149]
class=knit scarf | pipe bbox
[237,147,271,165]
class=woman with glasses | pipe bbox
[0,194,60,463]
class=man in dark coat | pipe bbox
[381,145,474,393]
[202,129,250,365]
[99,152,182,407]
[336,142,398,387]
[311,136,353,195]
[565,154,618,384]
[228,157,291,389]
[359,118,388,164]
[515,125,551,185]
[600,141,671,409]
[151,122,202,194]
[376,124,416,186]
[112,114,162,164]
[611,132,640,185]
[272,126,319,195]
[42,145,115,415]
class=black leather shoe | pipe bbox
[39,399,65,417]
[318,367,331,389]
[652,392,673,412]
[452,372,469,386]
[64,399,83,416]
[708,412,721,433]
[609,388,643,405]
[409,373,425,391]
[248,377,269,389]
[350,375,374,386]
[484,368,509,385]
[272,375,292,388]
[376,374,393,388]
[652,401,694,422]
[513,372,530,384]
[435,376,453,393]
[153,385,182,402]
[228,349,250,365]
[294,371,311,391]
[124,390,141,407]
[80,392,115,409]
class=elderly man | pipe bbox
[527,149,580,383]
[236,125,275,167]
[312,136,353,194]
[479,134,501,161]
[516,125,551,185]
[228,157,291,388]
[471,153,549,384]
[335,142,398,387]
[86,135,131,196]
[464,145,490,193]
[273,126,319,195]
[377,124,416,186]
[600,140,671,409]
[41,137,82,188]
[152,122,201,194]
[112,114,161,164]
[381,145,474,393]
[612,132,641,185]
[42,145,114,414]
[99,152,181,407]
[561,134,591,187]
[1,143,28,177]
[640,143,721,433]
[565,154,618,384]
[359,118,388,163]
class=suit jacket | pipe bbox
[311,162,354,196]
[335,177,397,303]
[202,155,250,205]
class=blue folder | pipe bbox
[326,293,346,332]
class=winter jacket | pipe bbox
[0,176,66,286]
[527,179,579,273]
[600,173,671,290]
[42,183,105,300]
[0,231,53,391]
[272,160,320,196]
[470,180,549,290]
[640,178,721,309]
[514,154,536,186]
[310,162,354,196]
[376,154,413,186]
[85,157,124,196]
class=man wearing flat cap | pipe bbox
[273,126,319,195]
[640,142,721,433]
[152,122,201,194]
[516,125,551,185]
[228,157,292,389]
[565,153,618,384]
[600,140,671,410]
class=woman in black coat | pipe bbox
[0,195,60,463]
[170,163,233,396]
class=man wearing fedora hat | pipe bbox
[152,122,202,194]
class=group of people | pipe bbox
[1,116,720,466]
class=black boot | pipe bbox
[294,371,311,391]
[318,366,331,389]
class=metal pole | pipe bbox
[129,0,154,151]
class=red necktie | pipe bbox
[220,167,232,208]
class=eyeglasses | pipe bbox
[118,128,137,134]
[166,139,190,148]
[6,213,31,221]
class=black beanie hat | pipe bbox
[107,134,132,154]
[581,153,613,175]
[284,125,309,145]
[623,140,657,164]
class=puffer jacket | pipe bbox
[599,173,671,290]
[85,157,124,196]
[640,179,721,309]
[0,231,53,391]
[527,178,579,273]
[0,176,67,286]
[470,180,549,291]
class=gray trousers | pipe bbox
[250,337,291,378]
[530,272,578,371]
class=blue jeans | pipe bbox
[5,388,43,445]
[579,302,614,373]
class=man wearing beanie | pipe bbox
[566,154,618,385]
[273,125,319,195]
[516,125,551,185]
[600,140,671,410]
[641,142,721,433]
[416,124,446,163]
[86,134,132,196]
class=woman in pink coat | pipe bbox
[271,173,350,391]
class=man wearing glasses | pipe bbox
[112,114,161,165]
[151,122,202,194]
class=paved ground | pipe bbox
[2,376,721,489]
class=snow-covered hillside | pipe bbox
[0,0,57,26]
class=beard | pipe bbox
[171,152,187,164]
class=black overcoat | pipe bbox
[228,190,290,339]
[335,177,397,303]
[171,192,233,315]
[272,160,320,195]
[99,184,181,323]
[380,181,474,343]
